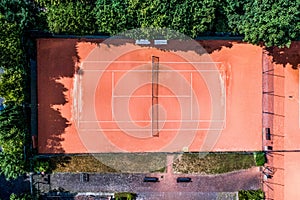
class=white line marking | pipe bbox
[191,73,193,120]
[113,95,191,98]
[78,74,82,128]
[112,72,114,120]
[78,128,225,131]
[81,69,222,72]
[79,120,225,122]
[82,61,222,64]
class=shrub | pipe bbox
[253,152,266,166]
[9,193,31,200]
[114,192,136,200]
[238,189,264,200]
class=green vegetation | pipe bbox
[0,103,30,179]
[225,0,300,48]
[48,155,118,173]
[35,0,299,47]
[238,189,264,200]
[173,153,256,174]
[46,1,96,35]
[45,153,167,173]
[0,0,33,181]
[253,152,266,166]
[9,193,31,200]
[115,192,136,200]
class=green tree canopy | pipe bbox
[46,1,96,35]
[225,0,300,47]
[0,15,24,70]
[94,0,220,37]
[38,0,299,47]
[0,0,34,29]
[169,0,219,37]
[94,0,129,35]
[0,69,25,104]
[0,103,28,180]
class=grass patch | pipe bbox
[49,155,118,173]
[173,152,256,174]
[238,189,264,200]
[47,153,167,173]
[92,153,167,173]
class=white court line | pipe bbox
[112,72,114,119]
[190,73,193,120]
[77,68,227,128]
[78,128,225,131]
[113,95,191,98]
[82,61,222,64]
[82,69,222,72]
[77,74,82,128]
[79,120,225,122]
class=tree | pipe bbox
[0,0,32,182]
[170,0,219,37]
[0,0,35,29]
[126,0,170,28]
[46,1,96,35]
[94,0,129,35]
[0,103,28,180]
[0,69,25,104]
[225,0,300,47]
[94,0,220,37]
[0,15,24,70]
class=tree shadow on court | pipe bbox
[80,38,236,59]
[198,40,235,54]
[38,39,80,155]
[265,41,300,69]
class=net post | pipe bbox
[152,56,159,137]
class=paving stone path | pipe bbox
[34,155,261,199]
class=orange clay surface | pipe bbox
[261,42,300,200]
[37,39,263,153]
[283,62,300,200]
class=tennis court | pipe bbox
[37,38,262,153]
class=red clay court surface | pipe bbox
[37,38,262,154]
[261,42,300,200]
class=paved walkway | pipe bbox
[36,166,261,198]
